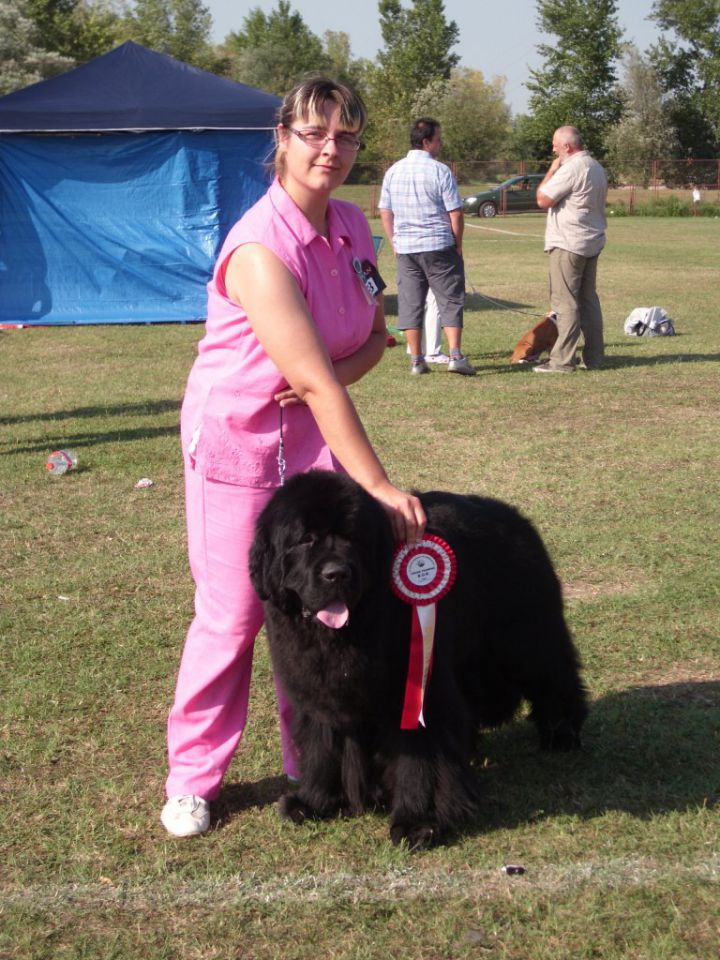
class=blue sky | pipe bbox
[204,0,663,114]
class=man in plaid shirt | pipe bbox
[379,118,475,376]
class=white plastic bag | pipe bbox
[624,307,676,337]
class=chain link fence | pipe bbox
[341,159,720,218]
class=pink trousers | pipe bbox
[165,465,299,800]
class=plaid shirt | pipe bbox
[379,150,461,254]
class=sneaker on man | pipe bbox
[533,362,574,374]
[161,795,210,837]
[425,352,450,364]
[410,359,431,375]
[447,355,476,376]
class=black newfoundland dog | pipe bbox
[249,470,587,848]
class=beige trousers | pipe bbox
[547,248,604,370]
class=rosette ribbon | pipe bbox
[391,534,457,729]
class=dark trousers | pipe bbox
[396,246,465,331]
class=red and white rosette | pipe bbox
[391,534,457,729]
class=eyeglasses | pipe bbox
[286,127,363,153]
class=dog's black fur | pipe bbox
[249,470,587,848]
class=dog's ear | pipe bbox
[249,506,302,615]
[248,521,273,601]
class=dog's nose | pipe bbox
[319,560,352,584]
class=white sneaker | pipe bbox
[161,794,210,837]
[426,352,450,364]
[447,355,476,376]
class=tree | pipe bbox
[503,113,544,160]
[0,0,73,93]
[524,0,624,158]
[604,45,678,184]
[412,69,512,160]
[223,1,331,95]
[648,0,720,156]
[322,30,371,94]
[368,0,460,157]
[124,0,216,69]
[375,0,459,109]
[24,0,121,62]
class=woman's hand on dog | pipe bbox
[369,481,426,543]
[271,390,425,541]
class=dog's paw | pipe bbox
[279,791,344,823]
[278,792,316,824]
[389,818,439,851]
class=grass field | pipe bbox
[1,216,718,959]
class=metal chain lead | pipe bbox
[277,405,286,486]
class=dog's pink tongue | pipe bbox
[315,601,349,629]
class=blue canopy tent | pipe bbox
[0,42,280,325]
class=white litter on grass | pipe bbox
[134,478,154,489]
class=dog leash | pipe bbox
[466,279,546,320]
[277,405,286,486]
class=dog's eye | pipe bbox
[298,533,317,546]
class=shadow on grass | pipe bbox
[214,775,290,829]
[469,345,720,373]
[1,399,183,455]
[217,681,718,843]
[595,351,720,369]
[0,398,181,427]
[472,680,719,837]
[1,423,181,456]
[383,292,536,319]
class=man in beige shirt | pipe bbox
[535,126,608,372]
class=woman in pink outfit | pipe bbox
[161,78,426,837]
